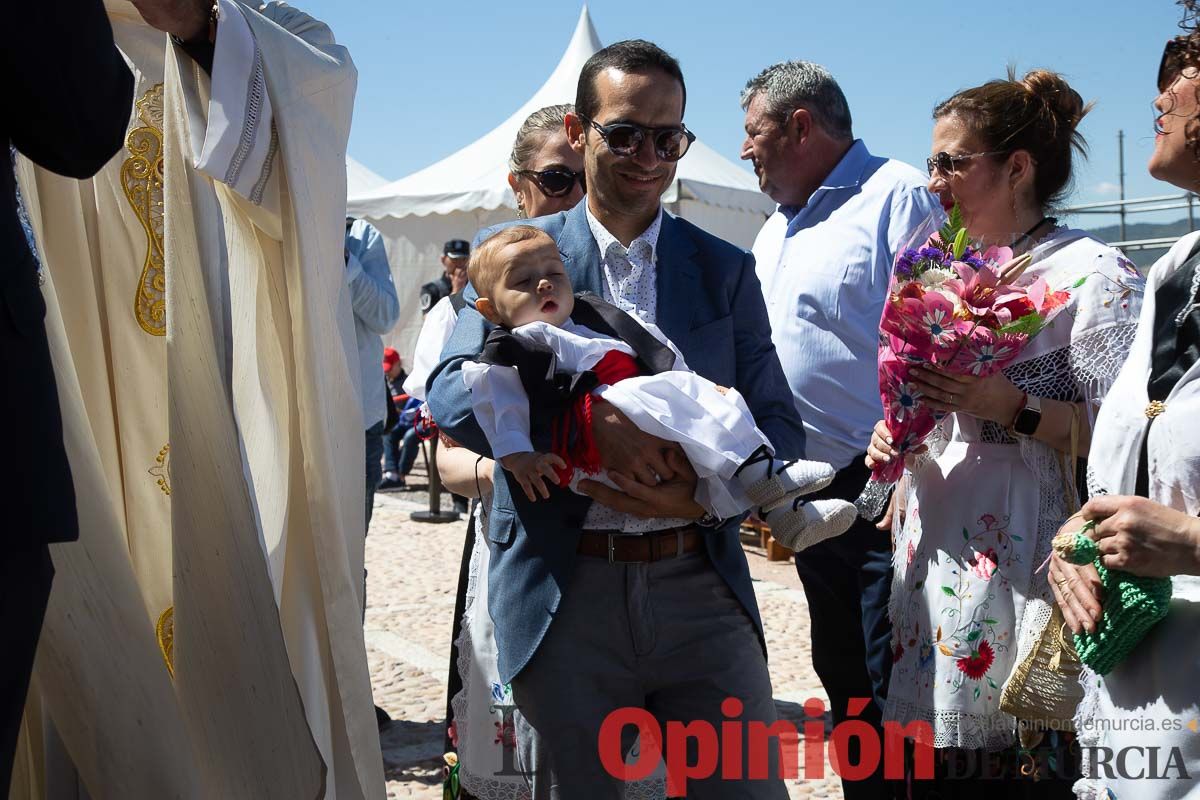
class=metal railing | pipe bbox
[1059,131,1197,256]
[1062,192,1198,253]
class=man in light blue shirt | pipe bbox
[741,60,942,799]
[344,217,401,530]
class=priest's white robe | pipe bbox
[10,2,383,798]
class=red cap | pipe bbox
[382,347,400,371]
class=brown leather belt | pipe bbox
[577,526,702,563]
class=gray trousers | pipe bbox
[510,550,789,799]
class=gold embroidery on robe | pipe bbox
[148,442,171,496]
[156,606,175,678]
[122,83,166,337]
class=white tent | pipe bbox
[346,155,388,196]
[347,6,774,361]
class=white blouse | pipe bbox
[1075,232,1200,800]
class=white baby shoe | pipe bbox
[736,445,836,513]
[764,497,858,552]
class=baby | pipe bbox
[461,225,857,550]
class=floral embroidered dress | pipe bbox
[884,228,1144,750]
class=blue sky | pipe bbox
[305,0,1190,224]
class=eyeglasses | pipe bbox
[1159,37,1189,93]
[514,168,586,198]
[578,115,697,162]
[926,150,1007,177]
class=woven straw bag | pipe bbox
[998,407,1084,733]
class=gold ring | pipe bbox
[1055,577,1071,587]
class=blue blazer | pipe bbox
[426,203,806,682]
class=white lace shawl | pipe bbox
[1005,230,1145,714]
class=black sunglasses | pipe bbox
[1159,37,1189,93]
[925,150,1007,177]
[515,168,586,198]
[578,115,696,162]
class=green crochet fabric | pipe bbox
[1052,527,1173,675]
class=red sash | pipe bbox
[550,350,642,485]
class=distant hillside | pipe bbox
[1080,217,1196,268]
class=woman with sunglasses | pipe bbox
[405,105,587,409]
[866,70,1144,796]
[506,103,586,219]
[1061,7,1200,797]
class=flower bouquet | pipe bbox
[855,207,1071,519]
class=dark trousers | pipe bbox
[2,544,54,795]
[793,455,895,800]
[364,421,385,621]
[365,421,384,529]
[382,423,420,476]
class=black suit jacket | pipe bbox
[3,0,134,546]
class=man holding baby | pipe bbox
[427,39,811,799]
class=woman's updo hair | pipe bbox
[508,104,573,173]
[933,69,1093,209]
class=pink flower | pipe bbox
[950,260,977,283]
[1022,277,1071,316]
[969,548,999,580]
[949,328,1025,376]
[982,244,1014,265]
[991,292,1036,326]
[887,381,923,423]
[960,266,1002,316]
[906,540,916,567]
[916,294,958,346]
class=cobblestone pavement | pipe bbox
[366,463,847,799]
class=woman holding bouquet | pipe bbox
[865,70,1144,796]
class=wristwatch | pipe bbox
[1012,394,1043,437]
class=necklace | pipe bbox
[1011,216,1057,248]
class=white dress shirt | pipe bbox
[581,206,688,532]
[587,204,662,323]
[754,140,943,469]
